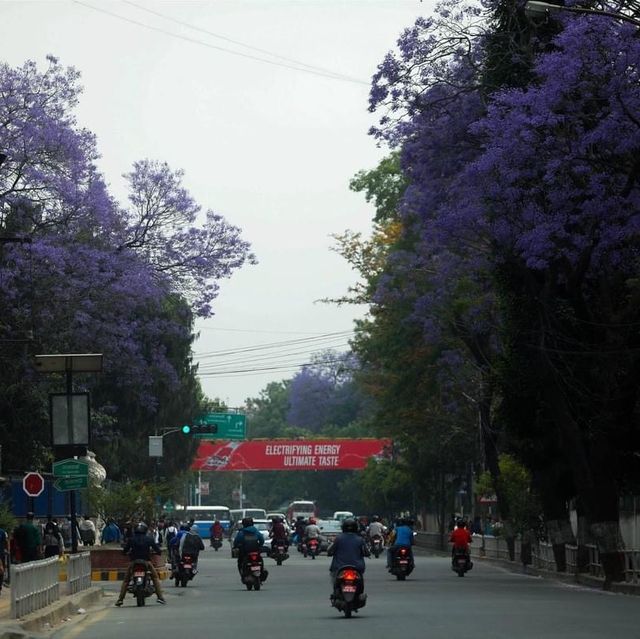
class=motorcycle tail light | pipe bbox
[399,548,407,556]
[249,552,259,560]
[341,569,359,581]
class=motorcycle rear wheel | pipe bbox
[276,559,282,566]
[344,602,352,618]
[396,574,406,581]
[136,592,145,607]
[181,577,188,587]
[246,583,253,591]
[254,581,261,591]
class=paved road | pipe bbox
[53,547,638,639]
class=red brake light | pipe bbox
[341,569,359,581]
[400,548,407,556]
[249,552,259,560]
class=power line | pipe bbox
[193,330,353,359]
[124,0,365,84]
[197,326,341,336]
[73,1,369,85]
[198,357,356,377]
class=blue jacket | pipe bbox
[394,525,414,547]
[327,532,368,574]
[233,526,264,553]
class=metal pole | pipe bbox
[198,471,202,507]
[239,473,244,509]
[66,367,78,554]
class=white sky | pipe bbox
[1,0,430,407]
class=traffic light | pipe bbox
[181,425,191,434]
[191,423,218,436]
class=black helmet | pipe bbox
[273,516,283,523]
[457,519,467,528]
[342,518,358,533]
[242,517,254,528]
[135,522,148,534]
[179,524,188,531]
[372,515,380,522]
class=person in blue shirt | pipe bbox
[233,517,268,581]
[386,518,414,570]
[101,519,121,545]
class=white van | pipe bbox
[230,508,267,524]
[333,511,354,522]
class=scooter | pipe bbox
[307,537,320,559]
[240,551,268,591]
[270,540,289,565]
[330,566,367,618]
[389,546,414,580]
[210,536,223,551]
[175,553,196,587]
[452,546,473,577]
[127,559,156,606]
[370,534,383,558]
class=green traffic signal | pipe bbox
[181,424,191,434]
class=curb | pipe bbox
[0,587,104,638]
[90,569,169,582]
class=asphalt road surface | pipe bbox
[53,547,639,639]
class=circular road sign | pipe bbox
[23,472,45,497]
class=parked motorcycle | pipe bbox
[330,566,367,618]
[241,551,268,591]
[307,537,320,559]
[210,536,223,551]
[452,546,472,577]
[127,559,156,606]
[370,534,383,559]
[270,540,289,566]
[175,553,196,587]
[389,546,414,580]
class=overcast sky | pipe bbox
[2,1,430,407]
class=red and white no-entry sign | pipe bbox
[23,472,45,497]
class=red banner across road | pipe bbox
[191,439,392,471]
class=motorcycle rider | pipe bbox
[304,517,321,548]
[178,524,205,572]
[269,516,289,550]
[386,517,414,571]
[115,522,165,606]
[233,517,268,581]
[293,516,307,546]
[366,515,387,546]
[210,519,224,547]
[327,518,369,599]
[449,519,472,563]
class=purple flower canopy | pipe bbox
[0,56,256,408]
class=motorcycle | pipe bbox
[210,535,223,551]
[175,553,196,587]
[241,551,268,591]
[370,534,383,559]
[330,566,367,618]
[270,540,289,566]
[389,545,414,580]
[127,559,156,606]
[307,537,320,559]
[298,540,307,556]
[452,546,472,577]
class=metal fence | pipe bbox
[416,532,640,584]
[10,556,60,619]
[67,552,92,594]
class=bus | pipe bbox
[178,505,232,539]
[286,500,318,524]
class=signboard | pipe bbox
[148,436,163,457]
[191,439,392,471]
[193,413,246,439]
[53,459,89,478]
[199,481,209,496]
[54,476,88,491]
[23,472,45,497]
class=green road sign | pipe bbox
[163,500,175,512]
[193,413,246,439]
[53,458,89,478]
[54,476,88,491]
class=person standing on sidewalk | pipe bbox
[15,513,41,562]
[42,516,65,558]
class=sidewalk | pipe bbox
[0,581,105,638]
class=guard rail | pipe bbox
[10,556,60,619]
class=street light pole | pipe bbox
[525,1,640,27]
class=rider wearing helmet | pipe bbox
[304,517,321,544]
[327,518,369,584]
[386,517,414,571]
[233,517,268,581]
[294,516,307,545]
[449,519,472,554]
[116,522,165,606]
[269,516,288,548]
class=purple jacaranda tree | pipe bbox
[0,56,255,472]
[369,0,640,580]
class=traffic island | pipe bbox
[89,546,169,581]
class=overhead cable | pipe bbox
[73,1,369,85]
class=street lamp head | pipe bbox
[524,1,558,17]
